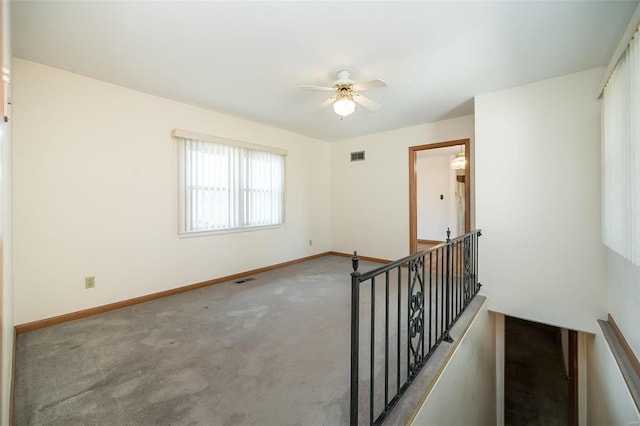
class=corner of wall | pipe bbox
[1,0,13,423]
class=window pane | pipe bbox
[181,138,284,234]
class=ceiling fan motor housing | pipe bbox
[336,85,353,99]
[336,70,354,85]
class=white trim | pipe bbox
[178,139,186,235]
[171,129,288,156]
[597,2,640,98]
[179,224,282,238]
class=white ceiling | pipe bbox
[11,1,638,142]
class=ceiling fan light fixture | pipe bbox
[333,98,356,117]
[450,152,466,170]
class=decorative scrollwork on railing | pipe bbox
[408,257,425,377]
[350,229,482,426]
[463,236,472,304]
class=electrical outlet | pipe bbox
[309,239,313,246]
[85,276,95,289]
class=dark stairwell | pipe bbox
[505,316,570,426]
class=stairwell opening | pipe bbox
[504,316,578,426]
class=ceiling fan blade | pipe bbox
[352,79,387,91]
[353,94,381,111]
[300,85,335,91]
[317,96,337,110]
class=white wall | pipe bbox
[475,68,605,333]
[416,154,456,241]
[411,300,496,426]
[1,1,11,423]
[587,330,640,425]
[330,115,474,260]
[12,59,331,324]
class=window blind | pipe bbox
[176,134,285,235]
[602,26,640,265]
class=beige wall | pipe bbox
[330,115,474,261]
[475,68,606,333]
[12,58,331,324]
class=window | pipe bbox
[602,23,639,265]
[174,130,286,235]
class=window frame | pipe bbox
[174,129,287,238]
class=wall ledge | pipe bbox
[598,316,640,412]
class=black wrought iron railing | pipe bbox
[350,229,482,425]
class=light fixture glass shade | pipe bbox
[450,152,466,170]
[333,98,356,117]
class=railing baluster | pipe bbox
[470,234,474,298]
[440,246,444,338]
[453,239,456,319]
[384,271,389,411]
[476,232,481,294]
[429,251,432,351]
[421,253,425,362]
[453,239,457,320]
[444,229,452,342]
[456,240,459,318]
[396,266,401,395]
[370,276,375,426]
[471,235,475,297]
[433,249,440,341]
[459,240,463,313]
[406,263,411,381]
[459,240,462,315]
[350,252,360,426]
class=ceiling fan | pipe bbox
[301,70,387,117]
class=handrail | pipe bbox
[356,252,418,281]
[350,229,482,425]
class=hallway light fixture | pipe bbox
[450,151,466,170]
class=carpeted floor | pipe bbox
[14,255,481,426]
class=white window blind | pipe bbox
[602,26,640,265]
[175,131,286,235]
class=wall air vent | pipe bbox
[350,151,365,162]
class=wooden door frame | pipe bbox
[409,139,470,254]
[568,330,579,426]
[0,1,4,413]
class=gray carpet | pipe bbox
[14,255,481,425]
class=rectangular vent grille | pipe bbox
[351,151,365,162]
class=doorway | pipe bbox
[409,139,470,254]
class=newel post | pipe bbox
[443,229,453,343]
[350,251,361,426]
